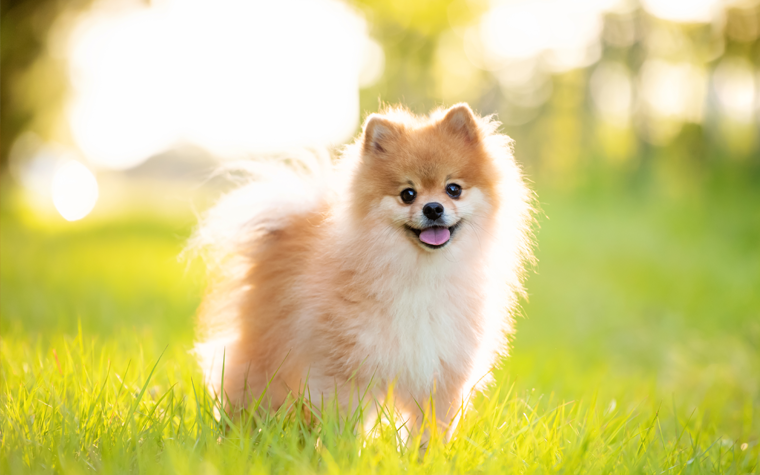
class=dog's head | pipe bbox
[350,104,503,253]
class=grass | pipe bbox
[1,181,759,473]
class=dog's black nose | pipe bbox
[423,202,444,220]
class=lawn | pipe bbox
[1,180,759,474]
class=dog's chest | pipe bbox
[359,273,481,392]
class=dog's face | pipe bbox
[352,104,500,252]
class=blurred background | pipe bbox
[2,0,759,436]
[3,0,760,217]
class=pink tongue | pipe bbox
[419,227,451,246]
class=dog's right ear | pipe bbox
[362,114,399,155]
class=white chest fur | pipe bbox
[354,257,485,395]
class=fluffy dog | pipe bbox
[192,103,534,440]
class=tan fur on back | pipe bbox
[191,104,534,438]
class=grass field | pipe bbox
[1,180,759,474]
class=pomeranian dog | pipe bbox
[192,103,533,441]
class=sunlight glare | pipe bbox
[67,0,379,169]
[52,160,99,221]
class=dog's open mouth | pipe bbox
[404,222,461,249]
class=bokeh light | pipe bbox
[640,0,721,23]
[637,59,707,144]
[639,60,706,122]
[477,0,617,73]
[712,56,757,123]
[590,61,633,127]
[51,160,99,221]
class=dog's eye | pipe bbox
[446,183,462,198]
[400,188,416,204]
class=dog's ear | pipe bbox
[439,103,480,143]
[363,114,399,155]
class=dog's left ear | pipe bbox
[363,114,400,155]
[439,104,480,143]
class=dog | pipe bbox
[191,103,534,442]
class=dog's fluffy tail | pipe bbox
[188,148,333,269]
[187,149,334,395]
